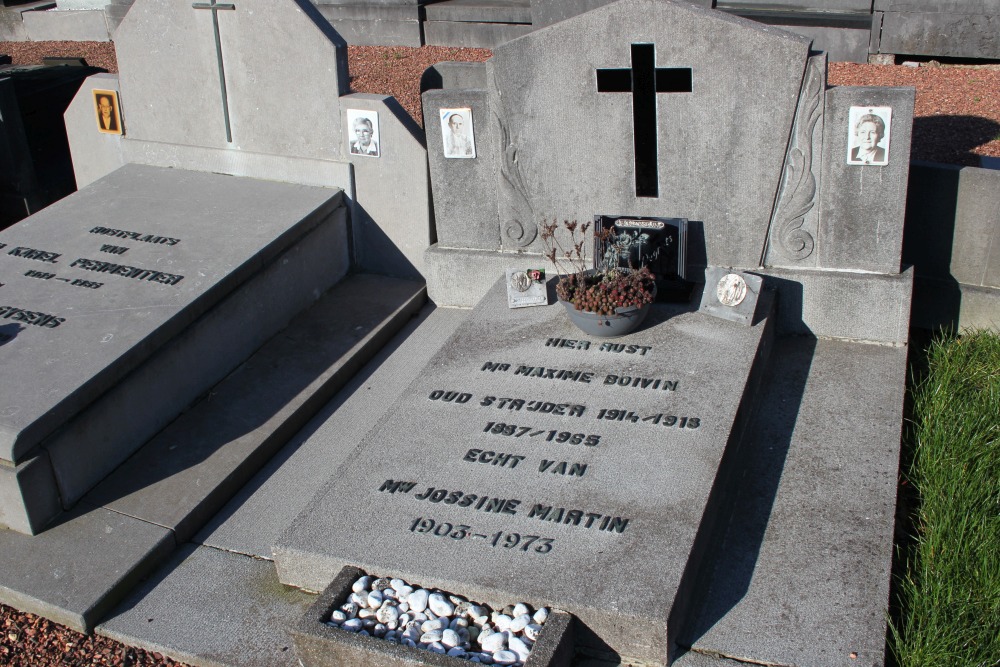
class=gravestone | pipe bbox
[277,1,914,665]
[0,164,349,534]
[3,0,434,534]
[277,281,776,663]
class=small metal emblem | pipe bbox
[716,273,748,307]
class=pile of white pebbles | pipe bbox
[327,575,550,665]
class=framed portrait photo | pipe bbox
[93,89,123,135]
[346,109,380,158]
[440,107,476,159]
[846,106,892,166]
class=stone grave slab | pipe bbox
[0,162,347,533]
[275,278,775,665]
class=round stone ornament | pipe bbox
[716,273,748,307]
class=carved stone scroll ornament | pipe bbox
[770,55,824,261]
[492,86,537,248]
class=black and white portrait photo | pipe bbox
[847,106,892,166]
[93,89,123,135]
[440,108,476,159]
[347,109,380,158]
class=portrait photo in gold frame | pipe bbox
[93,89,123,135]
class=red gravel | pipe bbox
[1,37,998,667]
[2,40,998,165]
[1,603,188,667]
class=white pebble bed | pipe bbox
[326,574,550,665]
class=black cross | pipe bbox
[597,43,692,198]
[192,0,236,143]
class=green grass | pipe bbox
[891,331,1000,667]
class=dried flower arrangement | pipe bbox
[540,219,656,316]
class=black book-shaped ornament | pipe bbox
[593,215,690,302]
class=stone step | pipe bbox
[0,273,426,633]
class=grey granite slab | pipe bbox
[81,274,425,543]
[115,0,350,160]
[878,10,1000,59]
[485,0,809,266]
[97,544,313,667]
[681,337,905,667]
[0,163,341,465]
[275,278,774,665]
[425,0,531,24]
[0,505,174,633]
[197,305,469,559]
[817,86,915,273]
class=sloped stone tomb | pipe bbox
[0,164,347,534]
[276,279,775,665]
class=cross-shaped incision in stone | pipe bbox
[597,43,692,198]
[192,0,236,143]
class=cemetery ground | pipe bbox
[1,37,999,667]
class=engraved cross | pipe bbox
[597,43,692,198]
[192,0,236,143]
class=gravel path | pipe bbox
[1,38,998,667]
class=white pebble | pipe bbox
[341,618,363,632]
[420,630,444,643]
[411,612,428,623]
[390,578,407,592]
[441,628,461,648]
[408,589,429,613]
[367,590,384,608]
[492,650,519,665]
[349,592,367,608]
[428,592,456,616]
[330,610,347,623]
[428,641,447,654]
[510,613,531,633]
[376,605,399,625]
[398,613,411,626]
[532,608,549,624]
[340,602,359,617]
[494,614,513,632]
[467,604,487,619]
[512,603,530,618]
[358,608,376,619]
[480,630,507,652]
[421,618,447,633]
[524,623,542,641]
[351,576,371,593]
[398,601,410,613]
[509,635,531,660]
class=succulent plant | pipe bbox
[541,219,656,315]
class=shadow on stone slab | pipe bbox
[674,336,817,656]
[80,275,425,543]
[292,565,575,667]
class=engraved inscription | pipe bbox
[603,374,678,391]
[100,244,130,255]
[545,338,653,355]
[89,227,180,246]
[463,448,526,468]
[409,517,555,555]
[537,460,587,477]
[0,305,65,328]
[25,270,55,280]
[7,246,61,263]
[482,422,601,446]
[70,258,184,286]
[480,396,587,417]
